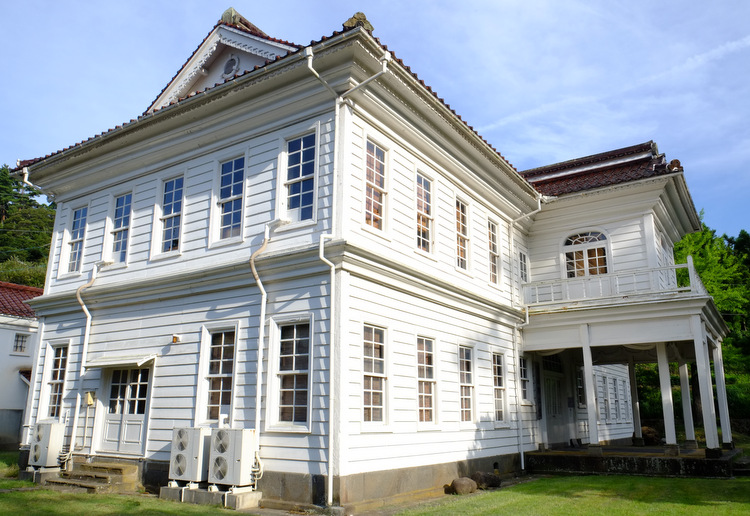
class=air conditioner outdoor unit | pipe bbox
[168,427,212,483]
[208,428,256,486]
[29,421,64,468]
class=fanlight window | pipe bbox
[564,231,608,278]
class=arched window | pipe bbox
[564,231,608,278]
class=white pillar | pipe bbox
[656,342,677,445]
[691,316,719,449]
[628,356,642,439]
[678,359,695,442]
[580,324,599,446]
[712,340,733,447]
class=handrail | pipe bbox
[523,257,707,305]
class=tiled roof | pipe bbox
[519,141,679,197]
[15,11,516,174]
[0,282,43,318]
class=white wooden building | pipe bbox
[16,10,731,510]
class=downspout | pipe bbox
[68,260,110,464]
[509,194,544,472]
[305,44,390,508]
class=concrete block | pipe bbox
[225,491,262,510]
[183,488,224,506]
[159,486,182,502]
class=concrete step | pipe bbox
[46,461,142,494]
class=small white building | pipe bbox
[16,10,731,511]
[0,282,42,450]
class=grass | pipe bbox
[395,476,750,516]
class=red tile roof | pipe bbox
[15,12,517,174]
[519,141,679,196]
[0,282,43,318]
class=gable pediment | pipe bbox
[147,23,298,114]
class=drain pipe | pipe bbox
[68,260,110,464]
[305,44,389,508]
[318,234,336,507]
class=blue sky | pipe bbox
[1,1,747,238]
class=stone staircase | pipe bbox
[45,461,142,494]
[733,455,750,477]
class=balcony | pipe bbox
[523,256,707,308]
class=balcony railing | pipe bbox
[523,256,707,306]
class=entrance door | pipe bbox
[544,374,570,446]
[101,368,150,454]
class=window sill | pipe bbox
[274,219,317,233]
[265,423,311,434]
[360,422,391,433]
[360,224,391,242]
[208,236,244,250]
[414,248,438,262]
[149,251,182,263]
[56,271,83,281]
[10,352,30,357]
[101,262,127,272]
[494,422,511,430]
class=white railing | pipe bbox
[523,256,707,306]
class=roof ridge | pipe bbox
[521,141,654,177]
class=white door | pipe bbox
[101,368,150,455]
[544,374,570,446]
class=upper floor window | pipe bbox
[416,174,433,252]
[48,345,68,418]
[12,334,28,354]
[488,220,500,284]
[206,329,235,421]
[458,346,473,422]
[278,322,311,424]
[219,157,244,240]
[519,251,528,283]
[285,134,316,222]
[365,141,386,230]
[161,177,183,253]
[564,231,608,278]
[455,199,469,270]
[68,207,88,273]
[111,193,132,263]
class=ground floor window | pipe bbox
[493,353,505,422]
[206,330,235,421]
[417,337,435,423]
[47,345,68,418]
[278,322,310,423]
[459,346,473,422]
[363,325,386,423]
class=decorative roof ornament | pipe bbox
[343,12,374,32]
[221,7,268,37]
[668,159,683,172]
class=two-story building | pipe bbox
[16,9,731,511]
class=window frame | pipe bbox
[488,219,501,286]
[363,324,387,425]
[197,322,240,426]
[455,197,470,271]
[416,336,436,424]
[363,139,388,232]
[281,131,318,224]
[209,154,246,247]
[43,342,70,420]
[159,175,185,255]
[265,314,314,433]
[107,192,133,265]
[458,345,474,423]
[415,172,434,254]
[519,355,532,404]
[563,231,609,279]
[12,333,30,355]
[61,204,89,275]
[519,251,529,283]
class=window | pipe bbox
[218,157,244,240]
[565,231,608,278]
[13,334,28,354]
[161,177,183,253]
[206,330,235,421]
[416,174,433,252]
[488,221,500,284]
[109,368,149,415]
[48,345,68,418]
[456,199,469,269]
[363,325,385,422]
[278,322,310,423]
[365,141,386,230]
[519,356,530,401]
[285,134,316,221]
[576,368,586,407]
[519,251,528,283]
[458,346,473,422]
[68,207,88,273]
[599,375,610,421]
[417,337,435,422]
[493,353,505,422]
[111,193,132,263]
[612,377,621,420]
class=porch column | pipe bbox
[627,356,643,443]
[656,342,678,450]
[712,339,733,448]
[580,324,600,451]
[678,359,696,447]
[691,316,720,451]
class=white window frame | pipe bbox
[519,355,532,404]
[12,333,30,355]
[363,324,387,425]
[363,139,388,232]
[455,197,470,271]
[576,367,587,408]
[281,130,318,224]
[197,321,240,426]
[458,345,474,423]
[599,374,610,422]
[209,153,246,247]
[103,192,133,265]
[42,341,70,421]
[488,219,501,286]
[492,352,506,424]
[266,314,314,433]
[563,231,609,278]
[519,251,529,283]
[159,175,185,255]
[60,204,89,276]
[417,336,436,424]
[415,172,434,254]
